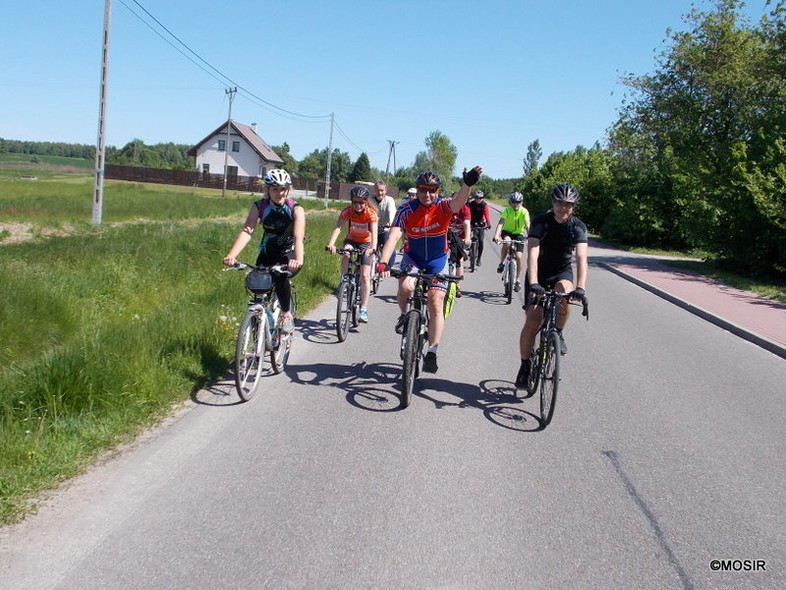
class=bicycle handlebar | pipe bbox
[390,268,464,282]
[223,261,291,276]
[527,289,589,320]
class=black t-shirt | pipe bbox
[528,211,588,274]
[467,200,488,226]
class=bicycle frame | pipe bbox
[332,247,365,341]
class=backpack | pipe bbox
[255,197,296,221]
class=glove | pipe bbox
[462,167,481,187]
[527,283,545,305]
[569,288,586,301]
[376,262,389,275]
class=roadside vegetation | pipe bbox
[0,168,342,525]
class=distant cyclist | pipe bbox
[378,166,483,373]
[223,168,305,333]
[515,183,588,389]
[371,180,398,265]
[467,190,492,266]
[326,186,378,323]
[493,192,530,293]
[448,197,471,296]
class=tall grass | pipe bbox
[0,178,344,524]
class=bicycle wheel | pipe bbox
[270,297,291,374]
[539,331,561,426]
[526,346,541,398]
[401,310,421,408]
[235,311,267,401]
[351,283,360,328]
[469,241,477,272]
[335,280,352,342]
[371,262,380,295]
[504,260,514,304]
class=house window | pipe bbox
[202,164,210,174]
[218,140,226,151]
[227,166,238,177]
[232,141,240,152]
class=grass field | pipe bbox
[0,167,344,524]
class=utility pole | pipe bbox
[323,112,334,208]
[92,0,112,225]
[384,140,398,179]
[222,87,237,198]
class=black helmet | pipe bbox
[349,185,370,200]
[415,171,442,188]
[551,183,580,203]
[508,191,524,204]
[472,190,485,199]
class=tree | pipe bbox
[523,140,542,177]
[413,130,458,187]
[271,142,298,174]
[348,153,372,182]
[298,148,352,182]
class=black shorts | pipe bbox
[501,231,526,253]
[524,266,574,293]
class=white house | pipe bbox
[188,120,283,178]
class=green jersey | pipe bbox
[500,206,530,235]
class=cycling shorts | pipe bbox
[501,231,526,253]
[399,253,449,292]
[342,239,374,266]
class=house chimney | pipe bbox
[251,123,257,134]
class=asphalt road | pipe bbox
[2,223,785,590]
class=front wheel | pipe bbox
[504,260,514,304]
[235,311,266,401]
[469,241,478,272]
[336,280,351,342]
[401,310,421,408]
[539,331,561,427]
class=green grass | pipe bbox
[0,172,345,525]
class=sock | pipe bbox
[428,345,438,354]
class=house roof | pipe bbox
[188,120,284,164]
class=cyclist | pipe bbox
[467,190,492,266]
[448,197,471,296]
[371,180,398,266]
[515,183,588,388]
[223,168,305,333]
[378,165,483,373]
[326,185,378,323]
[493,191,530,293]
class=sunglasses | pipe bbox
[351,200,366,205]
[417,185,440,192]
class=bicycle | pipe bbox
[468,224,486,273]
[329,247,365,342]
[370,242,382,295]
[499,238,526,304]
[524,290,589,427]
[225,262,297,402]
[391,268,462,408]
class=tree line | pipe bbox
[519,0,785,278]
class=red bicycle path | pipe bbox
[484,201,786,359]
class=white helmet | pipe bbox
[263,169,292,187]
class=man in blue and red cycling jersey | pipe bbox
[378,165,483,373]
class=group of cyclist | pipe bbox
[223,166,588,389]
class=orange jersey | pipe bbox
[339,205,378,243]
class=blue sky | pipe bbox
[0,0,770,179]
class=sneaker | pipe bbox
[476,260,482,267]
[515,359,531,389]
[514,281,522,292]
[359,308,369,323]
[557,330,567,355]
[394,314,407,334]
[497,264,504,273]
[280,312,295,334]
[423,351,438,373]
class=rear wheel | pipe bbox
[539,331,561,427]
[235,311,266,401]
[401,310,421,408]
[336,280,351,342]
[270,296,292,374]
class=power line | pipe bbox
[119,0,329,121]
